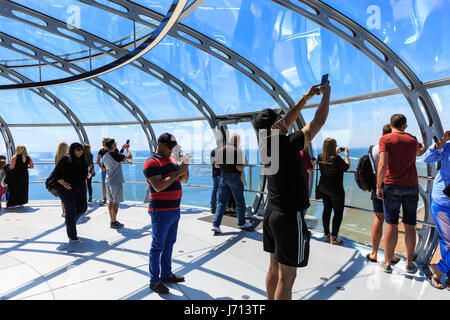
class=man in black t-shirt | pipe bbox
[253,81,331,300]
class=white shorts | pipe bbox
[106,183,123,203]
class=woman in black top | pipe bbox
[54,143,88,242]
[317,138,350,245]
[7,145,34,209]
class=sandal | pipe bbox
[366,253,377,262]
[390,255,401,265]
[423,265,444,290]
[324,234,330,243]
[330,236,344,246]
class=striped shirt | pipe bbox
[143,153,182,212]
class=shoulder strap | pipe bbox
[368,144,377,174]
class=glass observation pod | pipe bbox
[0,0,448,301]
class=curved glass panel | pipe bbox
[321,0,450,82]
[0,46,39,67]
[428,85,450,135]
[0,89,73,124]
[43,81,138,123]
[13,0,136,43]
[98,63,205,120]
[0,15,87,57]
[182,0,396,102]
[144,35,283,115]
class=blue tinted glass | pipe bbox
[144,35,284,115]
[13,0,136,43]
[0,15,87,57]
[98,63,204,120]
[183,0,396,102]
[43,81,138,123]
[321,0,450,82]
[10,126,80,157]
[0,89,72,124]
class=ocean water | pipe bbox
[26,148,429,246]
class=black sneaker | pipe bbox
[110,221,124,229]
[149,282,169,294]
[161,274,185,283]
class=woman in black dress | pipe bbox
[7,145,34,208]
[317,138,350,245]
[55,143,88,243]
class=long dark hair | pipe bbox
[69,142,88,167]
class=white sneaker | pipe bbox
[238,222,253,229]
[211,226,222,233]
[69,238,81,244]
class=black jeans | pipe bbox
[321,191,345,237]
[86,177,93,198]
[58,185,87,240]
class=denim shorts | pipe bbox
[383,184,419,225]
[371,189,384,213]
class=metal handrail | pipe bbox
[32,162,434,181]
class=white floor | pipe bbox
[0,200,447,300]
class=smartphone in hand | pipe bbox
[320,74,329,86]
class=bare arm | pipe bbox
[343,148,350,167]
[434,131,450,150]
[57,179,71,190]
[10,155,16,170]
[147,164,187,192]
[416,142,426,157]
[179,164,189,183]
[28,157,34,169]
[284,84,321,129]
[301,82,331,147]
[376,151,388,200]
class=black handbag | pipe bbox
[45,169,59,197]
[314,161,322,200]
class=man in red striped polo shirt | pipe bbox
[143,133,189,294]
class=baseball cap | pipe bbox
[253,108,284,131]
[158,133,178,149]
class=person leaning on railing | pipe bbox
[422,130,450,290]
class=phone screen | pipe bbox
[321,74,329,86]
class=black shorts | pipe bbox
[263,206,310,268]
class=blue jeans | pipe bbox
[383,184,419,225]
[213,173,246,227]
[210,175,220,210]
[431,198,450,276]
[148,209,180,284]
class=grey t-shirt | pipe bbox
[103,151,125,185]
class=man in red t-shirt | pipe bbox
[376,114,425,274]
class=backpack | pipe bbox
[354,145,377,191]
